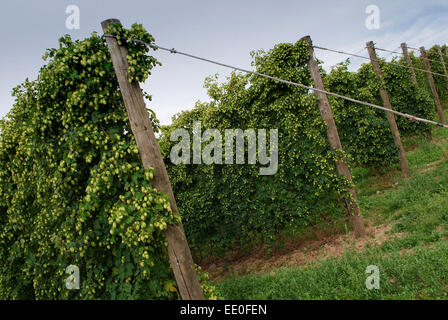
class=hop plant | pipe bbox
[0,23,212,300]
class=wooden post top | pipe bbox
[101,18,122,30]
[299,35,312,42]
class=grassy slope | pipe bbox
[214,125,448,300]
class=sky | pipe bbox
[1,0,448,125]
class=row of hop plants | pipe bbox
[160,42,354,256]
[324,53,435,170]
[411,44,448,108]
[0,23,218,299]
[160,41,444,256]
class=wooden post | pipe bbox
[301,36,366,238]
[420,46,446,124]
[366,41,410,178]
[437,46,448,76]
[401,43,418,84]
[101,19,204,300]
[401,43,432,141]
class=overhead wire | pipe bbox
[312,45,448,79]
[407,45,448,58]
[102,34,448,129]
[376,46,446,65]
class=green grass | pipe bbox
[214,125,448,300]
[216,243,448,299]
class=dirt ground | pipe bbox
[203,221,402,281]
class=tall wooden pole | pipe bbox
[420,46,446,124]
[366,41,410,178]
[401,43,432,141]
[437,46,448,76]
[301,36,366,238]
[401,43,417,84]
[101,19,204,300]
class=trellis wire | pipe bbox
[102,34,448,129]
[313,45,448,79]
[376,46,446,65]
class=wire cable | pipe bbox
[375,47,404,56]
[407,45,448,58]
[102,34,448,129]
[313,45,448,79]
[376,47,446,65]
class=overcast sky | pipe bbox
[1,0,447,125]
